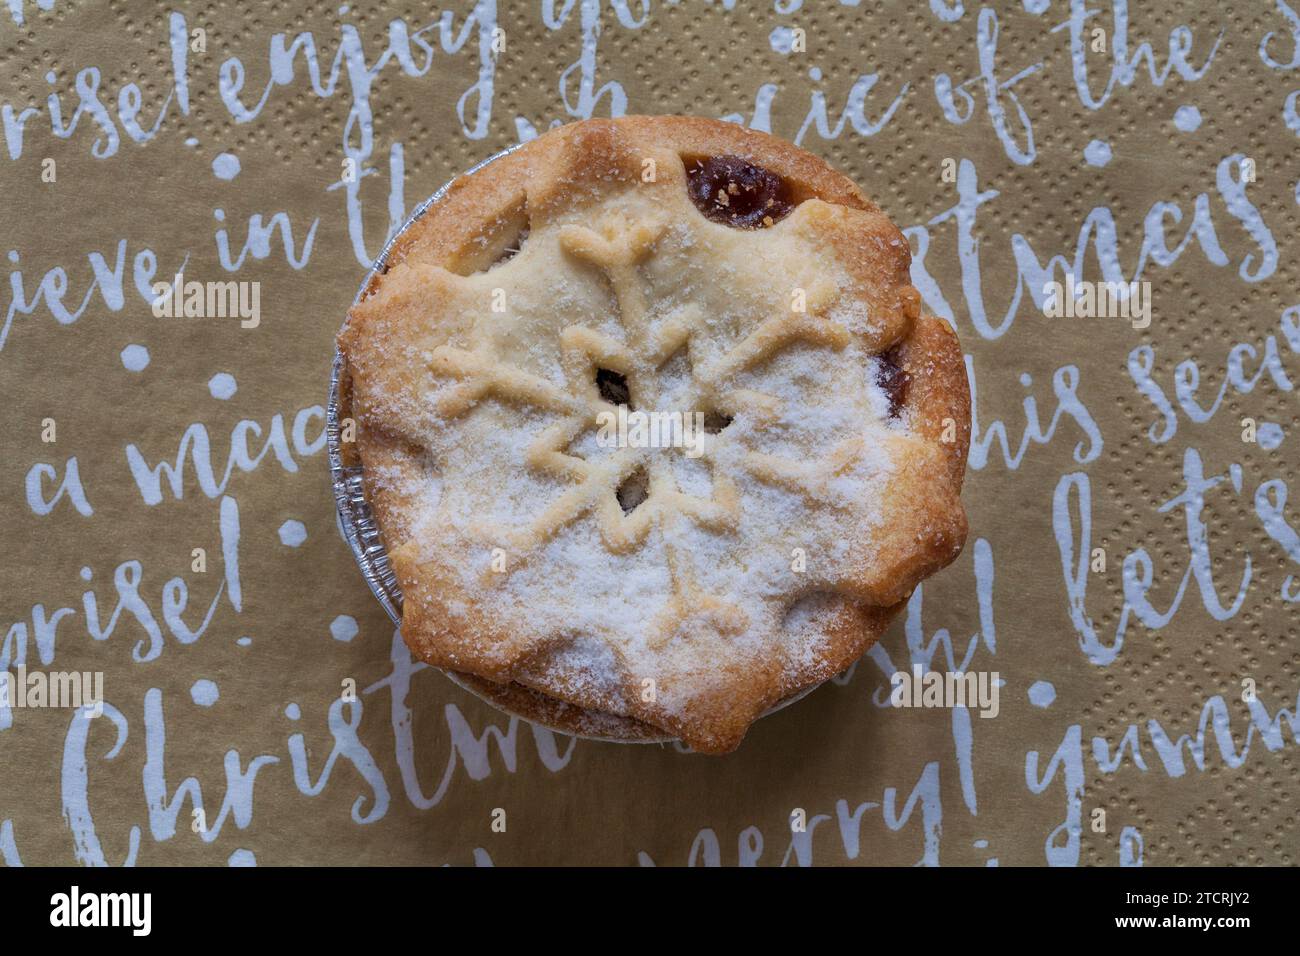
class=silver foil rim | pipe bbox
[327,144,822,747]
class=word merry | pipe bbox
[641,761,944,867]
[151,272,260,328]
[889,665,1000,718]
[595,407,707,458]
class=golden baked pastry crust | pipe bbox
[338,115,970,753]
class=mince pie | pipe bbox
[337,116,970,753]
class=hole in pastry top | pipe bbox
[876,346,911,418]
[493,226,529,265]
[684,154,798,229]
[446,197,531,275]
[701,409,733,434]
[616,466,650,514]
[595,368,632,407]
